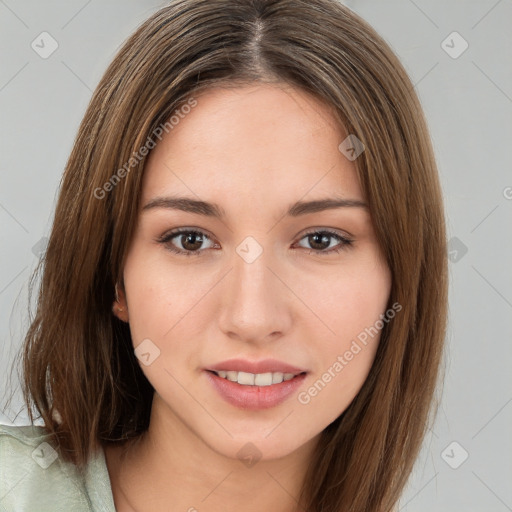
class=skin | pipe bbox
[105,82,391,512]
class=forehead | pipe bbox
[141,83,363,209]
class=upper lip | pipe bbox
[206,358,307,375]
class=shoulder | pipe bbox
[0,422,50,447]
[0,423,100,511]
[0,423,57,473]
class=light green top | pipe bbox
[0,424,116,512]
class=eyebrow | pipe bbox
[142,195,368,218]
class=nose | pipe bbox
[217,241,293,345]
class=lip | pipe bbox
[206,358,307,374]
[205,370,308,410]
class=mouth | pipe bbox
[204,367,308,410]
[206,369,306,386]
[204,358,308,409]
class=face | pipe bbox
[114,83,391,461]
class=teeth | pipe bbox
[254,373,272,386]
[226,371,238,382]
[214,370,299,386]
[238,371,255,385]
[272,372,284,384]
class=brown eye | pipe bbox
[158,229,215,256]
[296,230,353,255]
[176,232,205,252]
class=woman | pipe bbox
[0,0,448,511]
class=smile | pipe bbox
[212,370,300,386]
[205,370,308,410]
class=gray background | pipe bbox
[1,0,511,510]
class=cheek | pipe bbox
[302,255,391,402]
[306,249,391,340]
[122,243,201,340]
[333,271,390,342]
[121,250,203,394]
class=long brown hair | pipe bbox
[12,1,447,510]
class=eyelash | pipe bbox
[156,228,354,257]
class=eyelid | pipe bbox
[298,226,354,241]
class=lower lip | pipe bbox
[204,371,307,410]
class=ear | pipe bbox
[112,284,129,323]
